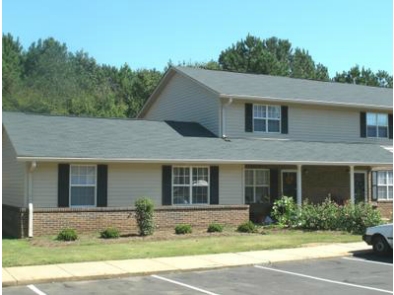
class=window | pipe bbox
[367,113,388,138]
[374,171,393,200]
[245,169,270,204]
[173,167,209,204]
[253,105,281,133]
[70,165,96,206]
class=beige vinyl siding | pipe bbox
[108,163,162,207]
[226,101,393,144]
[219,164,244,205]
[2,130,27,207]
[144,73,220,136]
[32,163,58,207]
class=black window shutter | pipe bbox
[245,103,253,132]
[58,164,70,207]
[270,169,279,202]
[281,106,288,134]
[360,112,366,138]
[210,166,219,204]
[371,171,378,201]
[389,114,393,139]
[162,166,172,205]
[97,165,108,207]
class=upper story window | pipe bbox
[172,167,209,205]
[70,165,96,207]
[367,113,388,138]
[253,105,281,133]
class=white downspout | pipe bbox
[222,97,233,138]
[28,161,37,238]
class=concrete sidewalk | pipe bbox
[2,242,370,287]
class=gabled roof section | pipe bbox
[2,112,392,166]
[174,67,393,109]
[139,67,393,117]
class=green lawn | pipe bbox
[2,229,360,267]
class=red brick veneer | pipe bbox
[29,205,249,237]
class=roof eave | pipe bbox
[219,94,393,111]
[16,156,392,167]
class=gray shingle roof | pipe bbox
[174,67,393,109]
[3,112,392,166]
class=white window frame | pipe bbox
[172,166,210,205]
[253,104,281,133]
[376,170,393,201]
[367,112,389,139]
[69,164,97,207]
[244,168,270,204]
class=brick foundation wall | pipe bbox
[374,201,393,220]
[31,205,249,237]
[2,205,28,238]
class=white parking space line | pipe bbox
[342,257,393,266]
[151,275,219,295]
[254,265,393,294]
[27,285,47,295]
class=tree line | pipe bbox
[3,33,392,118]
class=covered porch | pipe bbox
[248,163,392,222]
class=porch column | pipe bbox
[297,164,302,206]
[349,165,355,205]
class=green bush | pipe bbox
[100,227,120,239]
[271,196,298,227]
[135,197,155,236]
[237,221,258,233]
[207,223,224,233]
[175,224,192,234]
[272,196,382,234]
[57,228,78,241]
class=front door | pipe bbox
[354,172,367,203]
[282,170,297,199]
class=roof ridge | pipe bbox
[175,66,393,91]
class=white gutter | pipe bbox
[28,161,37,238]
[221,97,233,138]
[218,94,392,111]
[16,157,392,167]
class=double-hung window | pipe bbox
[70,165,96,206]
[245,169,270,204]
[373,171,393,200]
[253,105,281,133]
[173,167,209,204]
[367,113,388,138]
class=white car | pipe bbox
[362,223,393,254]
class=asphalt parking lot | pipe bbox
[3,252,392,295]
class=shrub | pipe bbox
[175,224,192,234]
[57,228,78,241]
[135,197,155,236]
[298,199,382,234]
[207,223,224,233]
[271,196,298,227]
[273,196,382,234]
[100,227,120,239]
[237,221,258,233]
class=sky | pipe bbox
[2,0,393,77]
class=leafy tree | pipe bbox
[2,33,24,108]
[334,65,392,88]
[218,34,329,81]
